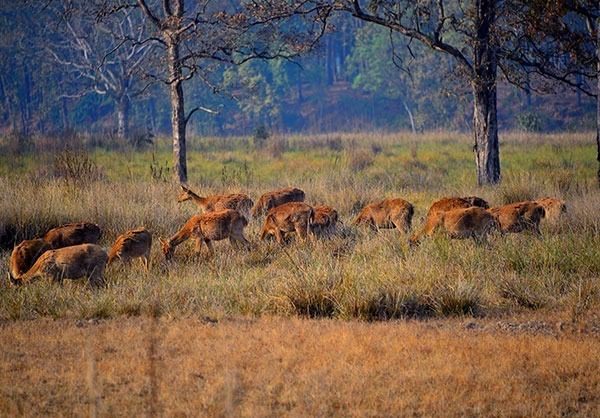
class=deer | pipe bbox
[310,205,339,235]
[535,197,567,223]
[353,198,414,234]
[8,243,108,288]
[107,228,152,271]
[9,239,52,280]
[488,201,546,234]
[409,207,500,246]
[426,196,490,219]
[251,187,305,217]
[160,209,250,260]
[177,185,253,219]
[259,202,315,244]
[43,222,102,249]
[8,222,102,278]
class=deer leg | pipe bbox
[274,229,284,245]
[194,237,203,255]
[295,223,308,242]
[205,240,215,258]
[141,254,150,272]
[88,266,105,288]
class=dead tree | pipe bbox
[46,2,155,141]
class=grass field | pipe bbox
[0,131,599,416]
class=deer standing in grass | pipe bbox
[108,228,152,271]
[8,222,102,279]
[178,185,253,219]
[260,202,314,244]
[353,198,414,234]
[310,205,339,235]
[160,209,250,260]
[8,243,108,287]
[252,187,305,217]
[535,197,566,223]
[409,207,500,245]
[426,196,489,219]
[43,222,102,248]
[9,239,51,280]
[489,201,546,234]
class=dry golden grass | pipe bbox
[0,131,599,416]
[1,316,599,417]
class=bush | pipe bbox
[52,150,104,185]
[253,125,270,149]
[516,112,544,132]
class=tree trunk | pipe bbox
[166,36,187,183]
[402,100,416,134]
[116,95,130,141]
[61,97,69,131]
[472,0,500,185]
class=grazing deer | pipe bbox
[410,207,500,245]
[8,244,108,288]
[535,197,566,223]
[160,209,250,260]
[9,239,51,280]
[310,205,339,234]
[107,228,152,271]
[43,222,101,249]
[260,202,314,244]
[251,187,305,217]
[489,201,546,234]
[426,196,489,219]
[353,198,414,234]
[178,185,253,218]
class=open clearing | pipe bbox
[0,132,599,415]
[1,315,600,417]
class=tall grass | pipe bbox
[0,131,598,321]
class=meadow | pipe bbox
[0,131,599,416]
[0,131,598,321]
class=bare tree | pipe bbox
[46,2,155,140]
[96,0,331,183]
[335,0,596,185]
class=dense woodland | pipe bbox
[0,1,595,141]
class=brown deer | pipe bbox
[426,196,489,219]
[489,201,546,234]
[310,205,339,234]
[410,207,500,245]
[177,185,253,218]
[535,197,566,223]
[9,239,51,280]
[107,228,152,271]
[260,202,314,244]
[43,222,102,249]
[353,198,414,234]
[8,244,108,288]
[251,187,305,217]
[160,209,250,260]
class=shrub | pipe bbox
[253,125,270,149]
[346,149,375,172]
[52,150,104,185]
[516,112,544,132]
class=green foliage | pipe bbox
[517,111,545,132]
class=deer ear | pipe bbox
[158,237,166,245]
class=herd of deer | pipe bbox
[6,184,566,288]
